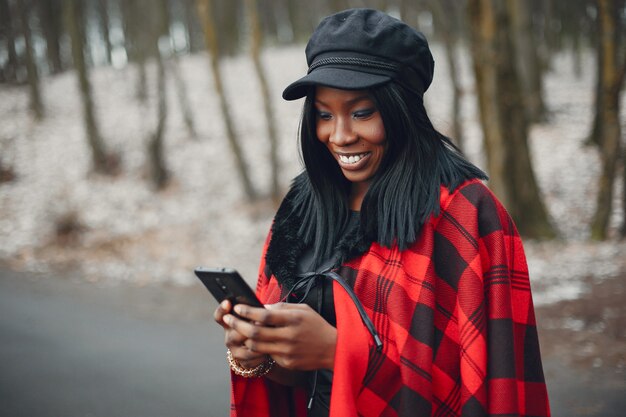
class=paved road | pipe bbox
[0,268,230,417]
[0,268,624,417]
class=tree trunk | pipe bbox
[399,0,410,22]
[572,19,583,79]
[286,0,313,41]
[38,0,63,74]
[533,0,552,77]
[587,44,604,147]
[258,0,278,42]
[215,0,241,56]
[168,58,197,139]
[590,0,625,240]
[148,0,170,190]
[184,0,202,52]
[467,0,555,239]
[120,0,135,60]
[272,0,294,43]
[508,0,547,123]
[120,0,148,101]
[622,142,626,238]
[149,53,169,189]
[0,0,19,82]
[96,0,113,65]
[247,0,281,201]
[19,0,44,119]
[65,0,113,174]
[430,0,464,149]
[197,0,257,200]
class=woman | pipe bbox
[215,8,550,417]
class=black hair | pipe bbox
[290,82,487,262]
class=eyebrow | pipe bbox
[314,95,372,107]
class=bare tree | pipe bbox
[197,0,257,200]
[167,58,197,139]
[183,0,202,53]
[18,0,44,119]
[467,0,555,239]
[285,0,315,41]
[96,0,113,65]
[147,0,171,189]
[586,0,624,149]
[508,0,547,123]
[38,0,64,74]
[246,0,281,201]
[429,0,464,149]
[0,0,19,82]
[214,0,241,56]
[65,0,116,174]
[590,0,626,240]
[121,0,149,102]
[165,1,197,139]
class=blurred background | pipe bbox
[0,0,624,416]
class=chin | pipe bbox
[342,171,372,184]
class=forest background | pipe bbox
[0,0,625,414]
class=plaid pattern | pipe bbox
[230,180,550,417]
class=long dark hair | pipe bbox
[290,82,487,261]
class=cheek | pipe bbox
[316,124,330,144]
[365,118,386,144]
[374,145,386,162]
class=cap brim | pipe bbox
[282,67,392,100]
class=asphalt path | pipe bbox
[1,267,624,417]
[0,268,230,417]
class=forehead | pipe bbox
[314,86,372,105]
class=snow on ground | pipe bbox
[0,44,624,305]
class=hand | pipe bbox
[214,300,267,369]
[223,303,337,371]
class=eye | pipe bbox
[316,110,332,121]
[352,108,375,120]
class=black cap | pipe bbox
[282,8,435,101]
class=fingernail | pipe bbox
[223,314,231,325]
[221,300,229,309]
[233,305,242,314]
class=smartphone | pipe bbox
[194,267,264,308]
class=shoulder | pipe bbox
[437,179,514,238]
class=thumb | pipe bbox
[264,302,294,310]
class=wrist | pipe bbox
[323,328,337,370]
[227,349,275,378]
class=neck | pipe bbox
[349,182,370,211]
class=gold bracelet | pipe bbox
[226,349,275,378]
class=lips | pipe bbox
[335,152,371,170]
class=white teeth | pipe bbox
[339,153,366,164]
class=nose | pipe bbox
[329,117,357,146]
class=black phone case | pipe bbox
[194,267,264,308]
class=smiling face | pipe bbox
[314,86,386,194]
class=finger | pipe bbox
[214,300,232,327]
[234,303,302,326]
[229,345,266,364]
[264,302,307,310]
[243,339,288,356]
[224,314,289,342]
[224,328,247,348]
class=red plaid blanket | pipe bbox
[230,180,550,417]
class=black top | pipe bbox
[290,211,360,417]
